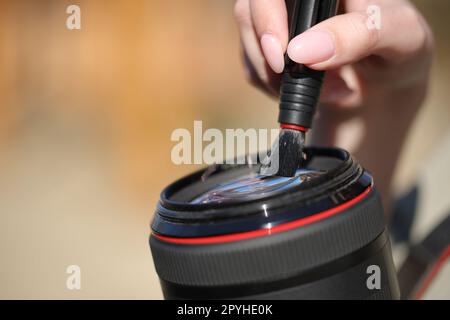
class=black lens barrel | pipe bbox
[150,148,400,299]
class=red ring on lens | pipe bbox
[153,186,372,245]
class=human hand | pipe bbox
[234,0,433,107]
[234,0,434,213]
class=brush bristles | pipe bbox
[260,129,305,177]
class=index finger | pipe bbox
[250,0,289,73]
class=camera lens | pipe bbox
[190,168,323,205]
[150,147,400,299]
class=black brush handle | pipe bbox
[279,0,339,129]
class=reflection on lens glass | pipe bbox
[191,169,324,204]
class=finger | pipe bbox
[249,0,288,73]
[320,69,356,107]
[287,3,431,70]
[242,49,270,93]
[234,0,269,84]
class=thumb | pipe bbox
[287,6,429,70]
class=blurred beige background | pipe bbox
[0,0,449,299]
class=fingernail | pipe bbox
[261,34,285,74]
[287,30,335,65]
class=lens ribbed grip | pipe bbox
[150,189,385,287]
[278,69,324,128]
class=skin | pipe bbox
[234,0,434,215]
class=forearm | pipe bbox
[311,81,428,216]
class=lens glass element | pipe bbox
[191,169,323,204]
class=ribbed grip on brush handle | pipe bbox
[279,0,338,129]
[279,67,324,128]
